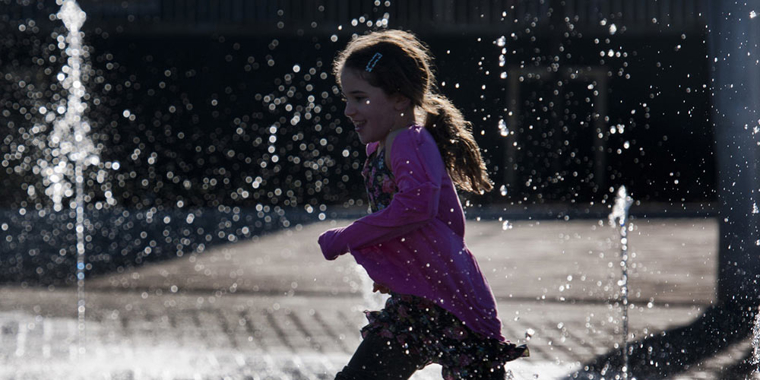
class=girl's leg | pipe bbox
[335,331,423,380]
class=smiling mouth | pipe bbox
[354,121,366,130]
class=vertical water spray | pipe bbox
[53,0,93,356]
[609,186,634,379]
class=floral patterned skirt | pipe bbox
[361,293,529,379]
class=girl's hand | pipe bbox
[318,227,348,260]
[372,282,391,294]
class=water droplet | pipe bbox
[498,118,509,137]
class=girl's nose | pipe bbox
[344,101,355,118]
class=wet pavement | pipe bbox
[1,217,755,379]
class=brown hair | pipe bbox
[333,29,493,193]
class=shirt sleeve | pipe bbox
[324,128,444,254]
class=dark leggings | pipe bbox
[335,331,507,380]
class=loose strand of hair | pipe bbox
[423,94,493,193]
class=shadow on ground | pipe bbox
[567,303,759,379]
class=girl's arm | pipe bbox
[319,127,444,260]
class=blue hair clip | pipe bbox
[366,52,383,72]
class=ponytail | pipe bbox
[423,94,493,194]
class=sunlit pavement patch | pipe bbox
[0,327,570,380]
[0,305,569,379]
[0,290,729,380]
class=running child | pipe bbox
[318,29,528,380]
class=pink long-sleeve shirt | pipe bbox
[319,125,505,341]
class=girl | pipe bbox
[318,30,528,380]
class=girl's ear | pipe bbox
[392,94,412,112]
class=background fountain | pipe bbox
[53,0,97,356]
[609,186,634,380]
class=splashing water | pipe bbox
[356,264,387,312]
[609,186,634,379]
[609,186,634,227]
[45,0,98,210]
[53,0,95,356]
[499,118,510,137]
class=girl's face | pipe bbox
[340,68,408,145]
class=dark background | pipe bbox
[0,0,717,283]
[1,0,716,210]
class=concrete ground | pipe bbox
[1,217,756,379]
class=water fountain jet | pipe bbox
[609,186,634,380]
[50,0,95,356]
